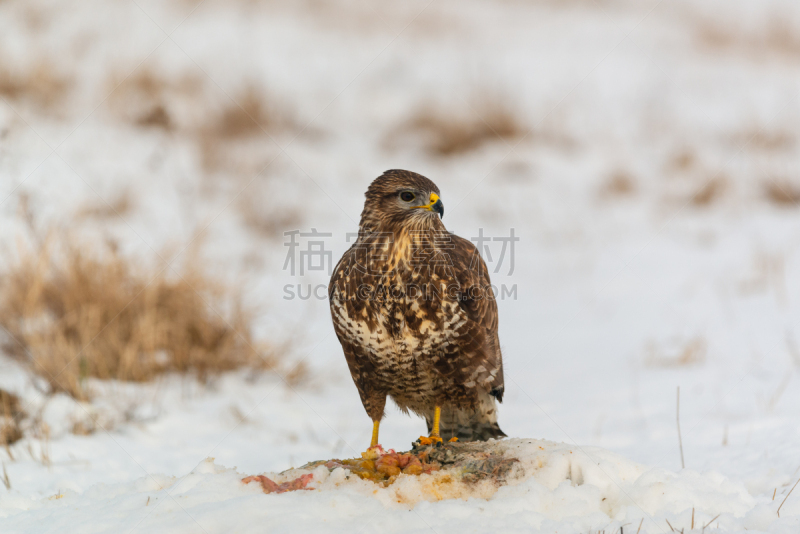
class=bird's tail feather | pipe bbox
[425,391,506,442]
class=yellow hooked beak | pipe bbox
[412,193,444,218]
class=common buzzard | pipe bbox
[329,170,505,447]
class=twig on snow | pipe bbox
[677,386,685,469]
[701,513,720,533]
[778,477,800,517]
[1,463,10,490]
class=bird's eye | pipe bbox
[400,192,415,202]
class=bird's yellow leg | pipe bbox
[432,405,441,438]
[370,420,380,448]
[361,420,383,459]
[418,406,443,445]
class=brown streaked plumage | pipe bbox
[328,169,505,443]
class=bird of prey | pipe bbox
[328,169,505,448]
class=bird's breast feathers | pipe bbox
[331,250,467,368]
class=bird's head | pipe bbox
[360,170,444,231]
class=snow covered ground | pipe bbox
[4,438,797,534]
[2,0,800,532]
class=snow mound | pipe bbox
[2,439,798,534]
[278,439,755,517]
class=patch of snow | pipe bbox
[3,440,798,533]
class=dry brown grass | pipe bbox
[663,149,730,208]
[176,0,459,40]
[76,190,134,219]
[197,86,296,172]
[0,60,71,111]
[108,68,292,138]
[238,195,302,239]
[690,176,727,207]
[697,17,800,60]
[204,86,287,140]
[391,101,525,157]
[107,68,202,131]
[732,128,795,152]
[0,237,280,401]
[0,390,24,447]
[109,68,296,172]
[764,179,800,207]
[645,337,707,368]
[668,148,697,173]
[599,170,637,197]
[739,249,786,302]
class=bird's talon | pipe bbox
[449,437,458,442]
[417,436,433,446]
[361,444,384,459]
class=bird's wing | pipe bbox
[328,246,387,418]
[448,234,504,401]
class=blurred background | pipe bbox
[1,0,800,507]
